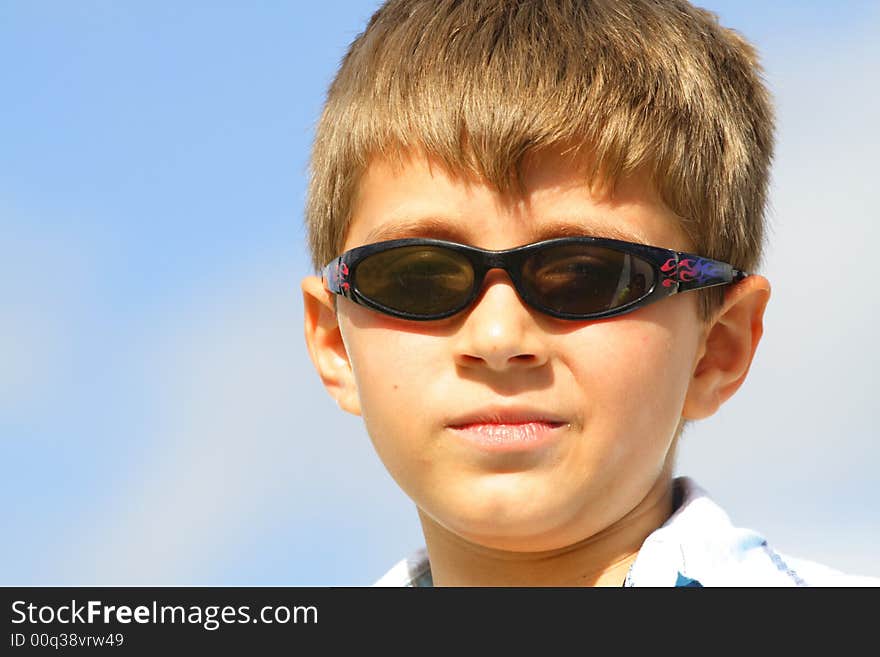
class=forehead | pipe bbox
[344,149,693,253]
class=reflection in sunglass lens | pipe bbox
[354,246,475,315]
[522,245,654,315]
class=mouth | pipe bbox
[446,407,569,453]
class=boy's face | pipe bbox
[318,150,711,553]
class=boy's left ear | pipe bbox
[682,275,771,420]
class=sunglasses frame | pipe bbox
[321,237,748,321]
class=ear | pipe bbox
[682,275,771,420]
[301,275,362,416]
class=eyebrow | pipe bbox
[361,216,649,246]
[363,216,465,244]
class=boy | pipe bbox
[300,0,877,586]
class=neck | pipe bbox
[417,474,675,587]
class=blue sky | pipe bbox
[2,1,878,585]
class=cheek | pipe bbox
[340,313,442,475]
[347,331,419,407]
[570,308,697,442]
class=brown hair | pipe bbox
[305,0,775,320]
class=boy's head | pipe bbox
[302,0,773,562]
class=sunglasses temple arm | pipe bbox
[320,263,337,293]
[670,253,750,292]
[321,257,352,296]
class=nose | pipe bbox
[453,269,550,372]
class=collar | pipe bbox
[623,476,803,586]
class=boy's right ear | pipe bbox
[301,275,362,416]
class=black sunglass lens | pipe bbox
[354,246,475,316]
[522,244,654,315]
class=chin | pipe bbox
[434,493,581,552]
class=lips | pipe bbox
[446,406,569,452]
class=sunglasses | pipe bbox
[321,237,747,321]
